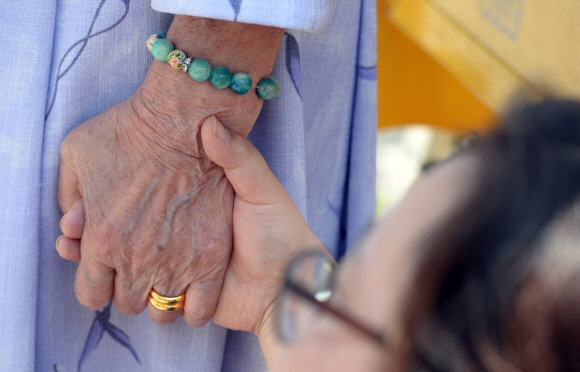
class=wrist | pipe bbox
[256,305,286,369]
[137,16,284,140]
[167,15,283,77]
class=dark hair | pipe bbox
[399,99,580,371]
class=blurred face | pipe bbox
[273,153,480,372]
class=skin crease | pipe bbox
[57,15,284,326]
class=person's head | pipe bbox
[275,99,580,371]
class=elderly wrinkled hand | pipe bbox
[59,114,328,367]
[57,87,237,327]
[55,16,284,327]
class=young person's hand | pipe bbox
[200,115,329,365]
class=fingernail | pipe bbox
[60,214,65,233]
[211,115,231,143]
[56,235,62,251]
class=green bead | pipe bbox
[256,77,281,100]
[151,38,174,62]
[209,66,232,89]
[188,59,211,82]
[230,73,253,95]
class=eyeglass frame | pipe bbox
[276,250,442,371]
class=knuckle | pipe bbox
[83,231,118,265]
[242,139,257,160]
[130,259,151,280]
[162,257,191,278]
[83,261,107,282]
[60,127,83,159]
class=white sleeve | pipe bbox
[151,0,337,34]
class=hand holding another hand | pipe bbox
[57,91,235,327]
[56,16,329,363]
[56,15,284,326]
[200,116,328,335]
[58,114,329,366]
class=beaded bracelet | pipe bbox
[146,33,280,100]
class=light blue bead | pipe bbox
[256,77,281,100]
[151,38,174,62]
[230,73,252,95]
[188,59,211,82]
[209,67,232,89]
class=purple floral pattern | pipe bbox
[45,0,131,119]
[77,301,140,371]
[229,0,242,21]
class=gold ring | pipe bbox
[149,288,186,311]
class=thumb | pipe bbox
[58,136,82,213]
[201,115,286,205]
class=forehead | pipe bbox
[337,153,482,329]
[273,153,485,372]
[363,153,480,264]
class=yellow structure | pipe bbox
[378,0,497,132]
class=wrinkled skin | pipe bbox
[197,118,327,335]
[57,15,284,326]
[60,112,329,358]
[59,93,233,326]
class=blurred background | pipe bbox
[375,0,576,214]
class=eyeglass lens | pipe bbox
[277,252,335,343]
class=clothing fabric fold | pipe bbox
[0,2,58,370]
[151,0,338,33]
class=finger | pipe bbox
[60,199,85,239]
[58,137,82,213]
[201,115,288,205]
[74,254,115,310]
[56,235,81,261]
[112,272,149,317]
[183,280,222,327]
[147,276,222,327]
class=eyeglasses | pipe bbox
[276,250,444,371]
[276,250,387,345]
